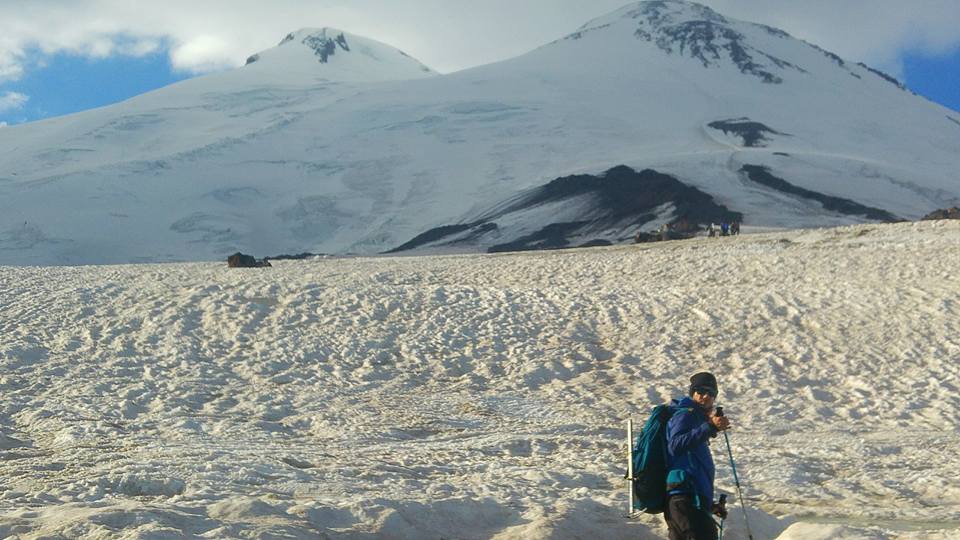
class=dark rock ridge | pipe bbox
[579,239,614,248]
[489,165,739,224]
[227,252,271,268]
[708,118,789,147]
[565,23,613,41]
[791,41,907,89]
[740,165,899,222]
[386,224,479,254]
[568,1,904,90]
[385,223,499,254]
[388,165,742,254]
[303,32,351,63]
[488,222,589,253]
[636,0,728,26]
[856,62,907,91]
[247,31,353,65]
[627,1,802,83]
[922,207,960,221]
[807,42,845,67]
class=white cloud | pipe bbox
[0,46,25,83]
[0,0,956,80]
[0,91,29,113]
[123,39,161,57]
[170,35,235,73]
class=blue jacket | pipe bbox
[665,397,718,506]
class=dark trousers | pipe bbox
[663,494,718,540]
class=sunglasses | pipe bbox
[693,387,717,398]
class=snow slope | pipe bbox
[1,220,959,538]
[0,0,959,264]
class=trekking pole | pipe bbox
[625,419,634,516]
[715,407,754,540]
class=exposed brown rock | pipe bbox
[227,252,272,268]
[922,207,960,221]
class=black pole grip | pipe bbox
[716,406,724,417]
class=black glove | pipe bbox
[712,501,728,519]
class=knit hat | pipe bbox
[689,372,718,395]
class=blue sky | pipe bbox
[0,50,190,125]
[1,1,959,125]
[903,49,960,113]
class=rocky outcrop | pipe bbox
[628,1,801,84]
[227,253,272,268]
[708,118,789,147]
[921,207,960,221]
[303,31,351,63]
[388,165,741,254]
[740,165,900,222]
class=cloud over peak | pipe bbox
[0,91,29,113]
[169,35,235,73]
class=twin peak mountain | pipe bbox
[0,0,956,264]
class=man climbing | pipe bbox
[663,372,730,540]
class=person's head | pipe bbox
[688,371,718,410]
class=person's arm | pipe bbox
[667,410,716,456]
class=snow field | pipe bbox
[1,220,959,538]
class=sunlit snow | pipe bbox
[2,221,959,538]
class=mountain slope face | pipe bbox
[0,0,958,264]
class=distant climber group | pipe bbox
[705,221,739,238]
[634,221,741,244]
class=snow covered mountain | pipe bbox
[243,28,435,82]
[1,0,958,265]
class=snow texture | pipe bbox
[1,220,959,538]
[0,1,957,265]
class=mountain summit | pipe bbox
[546,0,906,89]
[0,0,957,264]
[577,0,731,35]
[570,0,796,83]
[243,28,435,82]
